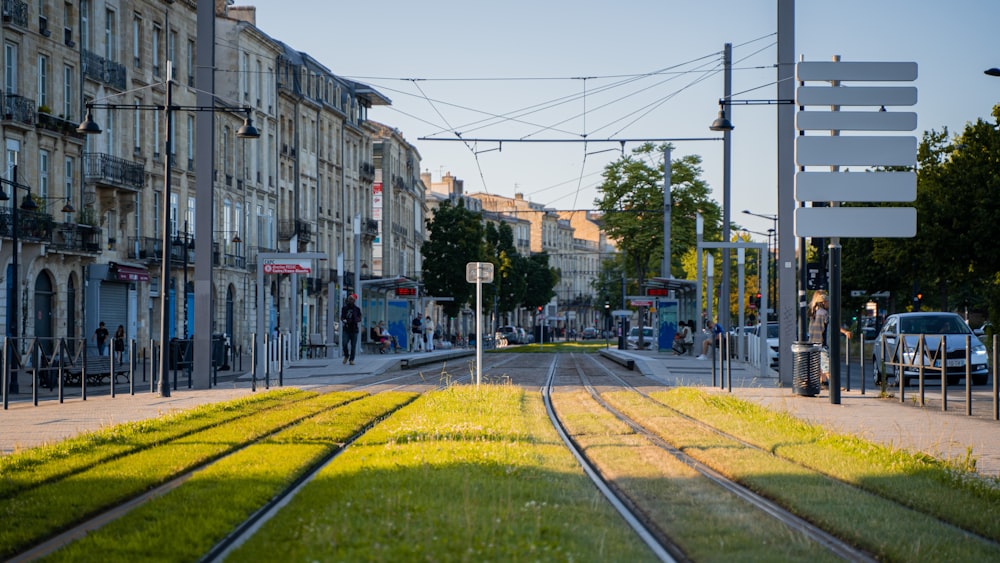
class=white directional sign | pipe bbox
[466,262,494,283]
[794,59,917,239]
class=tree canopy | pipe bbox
[420,199,486,318]
[841,105,1000,322]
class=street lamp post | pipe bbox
[0,164,39,394]
[77,61,259,397]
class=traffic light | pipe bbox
[537,306,543,313]
[755,292,762,309]
[915,292,923,309]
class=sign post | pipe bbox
[466,262,494,385]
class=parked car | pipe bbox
[515,327,529,344]
[627,326,655,350]
[496,326,518,345]
[754,323,780,368]
[581,327,599,340]
[872,312,989,387]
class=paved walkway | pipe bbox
[3,346,999,479]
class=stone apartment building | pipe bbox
[0,0,407,364]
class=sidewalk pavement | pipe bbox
[608,348,1000,478]
[0,347,470,455]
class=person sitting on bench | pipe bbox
[371,323,391,353]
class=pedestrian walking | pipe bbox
[411,314,423,351]
[93,322,109,356]
[424,315,435,352]
[340,294,362,365]
[113,325,126,365]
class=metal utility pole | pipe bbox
[720,42,733,332]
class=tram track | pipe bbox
[537,351,1000,561]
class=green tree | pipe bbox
[421,199,486,318]
[522,253,557,312]
[594,142,721,312]
[842,105,1000,320]
[484,222,527,321]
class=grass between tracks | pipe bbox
[606,388,1000,561]
[0,390,364,559]
[227,384,658,562]
[44,391,419,562]
[551,388,840,562]
[0,388,307,498]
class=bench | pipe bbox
[305,333,332,359]
[21,356,132,389]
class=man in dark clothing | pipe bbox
[411,315,423,352]
[340,294,362,365]
[93,322,109,356]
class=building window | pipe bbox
[80,0,89,51]
[104,9,116,62]
[132,14,141,68]
[5,43,17,95]
[105,110,114,156]
[170,192,178,237]
[39,150,49,199]
[186,40,194,86]
[37,54,48,109]
[63,65,73,119]
[168,30,176,78]
[152,24,161,76]
[63,157,74,219]
[133,99,141,154]
[186,114,194,170]
[153,109,160,158]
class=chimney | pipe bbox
[227,6,257,25]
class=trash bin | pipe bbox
[169,338,192,370]
[212,334,229,370]
[791,341,821,396]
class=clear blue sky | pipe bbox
[241,0,999,241]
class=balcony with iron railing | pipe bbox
[2,0,28,28]
[360,161,376,181]
[37,111,85,140]
[1,92,35,127]
[129,236,164,262]
[246,246,276,270]
[83,152,145,191]
[50,222,102,253]
[82,48,127,90]
[213,241,245,269]
[277,219,313,244]
[0,207,55,243]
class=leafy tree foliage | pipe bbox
[484,222,528,320]
[522,253,557,311]
[594,142,722,311]
[421,199,486,318]
[841,106,1000,321]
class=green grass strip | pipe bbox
[0,391,365,559]
[44,392,419,562]
[552,388,841,562]
[228,385,659,562]
[652,388,1000,542]
[0,388,309,498]
[605,389,1000,561]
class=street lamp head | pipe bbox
[985,68,1000,77]
[236,110,260,139]
[231,233,242,244]
[709,106,734,132]
[76,107,102,135]
[19,193,37,211]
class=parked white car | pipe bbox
[627,326,655,349]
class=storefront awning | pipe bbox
[112,264,150,282]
